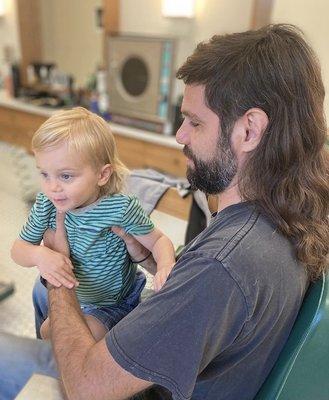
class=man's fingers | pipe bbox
[111,226,126,237]
[153,281,161,292]
[63,257,74,269]
[56,211,66,229]
[43,273,61,288]
[112,226,134,244]
[43,229,56,248]
[52,271,78,289]
[153,276,161,292]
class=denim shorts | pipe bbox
[80,270,146,331]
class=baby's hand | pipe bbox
[153,263,175,292]
[36,246,78,289]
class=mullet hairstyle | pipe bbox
[177,24,329,280]
[32,107,129,196]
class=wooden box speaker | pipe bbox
[106,34,175,133]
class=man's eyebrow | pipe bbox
[181,110,202,120]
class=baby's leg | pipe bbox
[84,315,108,341]
[40,317,51,340]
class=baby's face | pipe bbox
[35,143,103,211]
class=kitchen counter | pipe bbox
[0,91,181,149]
[0,91,186,177]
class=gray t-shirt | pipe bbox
[106,202,308,399]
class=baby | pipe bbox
[11,107,175,340]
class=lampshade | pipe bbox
[162,0,195,18]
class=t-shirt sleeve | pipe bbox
[105,253,248,400]
[121,196,154,236]
[19,192,53,244]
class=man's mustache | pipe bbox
[183,146,194,160]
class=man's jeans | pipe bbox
[0,332,57,399]
[0,273,166,400]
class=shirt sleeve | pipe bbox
[105,253,248,400]
[121,196,154,236]
[19,192,53,244]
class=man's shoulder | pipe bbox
[185,200,306,291]
[187,202,264,257]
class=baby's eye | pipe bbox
[61,174,72,181]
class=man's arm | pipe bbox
[112,226,158,275]
[49,214,153,399]
[49,285,152,400]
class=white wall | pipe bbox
[120,0,254,99]
[2,0,329,121]
[193,0,253,43]
[40,0,103,87]
[120,0,329,121]
[272,0,329,121]
[0,0,21,64]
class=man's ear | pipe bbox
[98,164,113,187]
[242,108,268,152]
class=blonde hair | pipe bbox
[32,107,129,196]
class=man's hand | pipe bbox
[36,246,76,288]
[112,226,157,275]
[41,211,78,288]
[153,263,175,292]
[43,211,70,257]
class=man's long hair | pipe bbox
[177,24,329,280]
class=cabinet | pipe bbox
[0,106,47,150]
[0,105,186,177]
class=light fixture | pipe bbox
[0,0,5,17]
[162,0,195,18]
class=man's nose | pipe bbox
[176,120,190,145]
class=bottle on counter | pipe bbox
[26,64,36,86]
[2,61,13,97]
[96,67,111,121]
[11,63,21,98]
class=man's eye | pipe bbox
[190,121,199,127]
[40,172,48,178]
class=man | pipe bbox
[0,24,328,400]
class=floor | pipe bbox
[0,141,187,338]
[0,142,39,338]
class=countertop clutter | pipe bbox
[0,90,186,177]
[0,90,181,149]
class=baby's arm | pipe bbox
[134,228,175,291]
[11,238,77,288]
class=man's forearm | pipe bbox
[152,236,175,269]
[47,213,152,399]
[48,286,152,400]
[48,286,95,399]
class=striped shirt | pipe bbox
[20,192,154,306]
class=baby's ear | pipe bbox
[98,164,113,186]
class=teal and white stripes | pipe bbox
[20,192,154,306]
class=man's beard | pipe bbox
[183,135,238,195]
